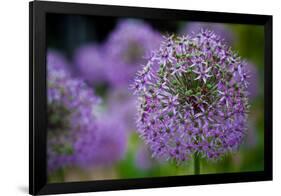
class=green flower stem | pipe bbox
[194,152,200,175]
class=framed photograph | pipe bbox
[29,1,273,195]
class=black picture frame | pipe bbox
[29,1,273,195]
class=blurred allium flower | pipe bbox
[47,49,69,71]
[93,115,128,166]
[104,19,162,86]
[74,44,108,84]
[47,50,100,172]
[107,88,137,132]
[132,31,250,163]
[181,22,234,45]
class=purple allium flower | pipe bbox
[180,22,234,45]
[107,88,137,132]
[47,49,69,71]
[92,115,128,166]
[72,114,127,168]
[132,31,250,163]
[104,19,162,86]
[47,50,100,172]
[74,44,108,84]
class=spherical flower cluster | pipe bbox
[74,44,108,84]
[132,31,250,163]
[107,88,137,132]
[97,115,128,164]
[73,114,127,167]
[47,50,100,171]
[104,19,162,86]
[181,22,234,45]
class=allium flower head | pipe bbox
[104,19,162,86]
[47,50,100,171]
[181,22,234,45]
[74,44,108,84]
[132,30,250,163]
[47,50,69,71]
[73,114,128,167]
[96,115,128,165]
[107,88,137,132]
